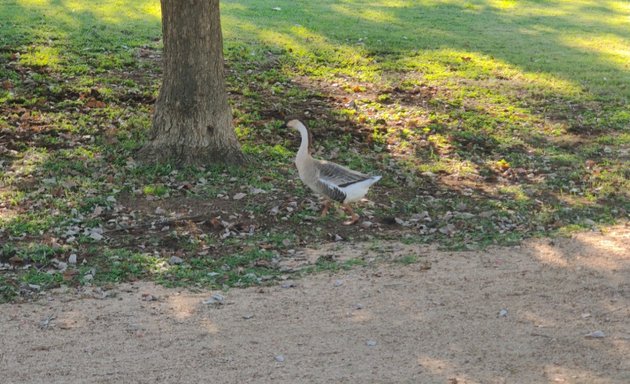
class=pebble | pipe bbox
[89,231,104,241]
[333,280,344,287]
[203,293,225,305]
[366,340,377,347]
[56,261,68,271]
[233,192,247,200]
[274,355,285,362]
[169,256,184,265]
[360,221,373,228]
[141,293,158,301]
[498,309,508,318]
[585,330,605,339]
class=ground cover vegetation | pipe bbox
[0,0,628,301]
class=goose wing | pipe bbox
[315,178,347,202]
[315,159,371,188]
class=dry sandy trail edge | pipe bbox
[1,226,628,384]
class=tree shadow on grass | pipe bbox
[2,0,628,246]
[224,0,630,100]
[223,0,629,216]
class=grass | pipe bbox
[1,0,629,301]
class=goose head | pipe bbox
[286,119,306,133]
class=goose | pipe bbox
[287,119,381,225]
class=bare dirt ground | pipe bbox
[1,226,628,384]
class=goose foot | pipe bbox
[320,200,332,217]
[341,205,359,225]
[343,215,359,226]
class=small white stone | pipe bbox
[233,192,247,200]
[585,330,605,339]
[203,293,225,305]
[89,231,104,241]
[169,256,184,265]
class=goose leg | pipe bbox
[341,205,359,225]
[320,200,332,217]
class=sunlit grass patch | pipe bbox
[19,45,62,69]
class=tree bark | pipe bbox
[138,0,245,166]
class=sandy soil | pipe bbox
[1,226,628,384]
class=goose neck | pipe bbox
[297,125,310,158]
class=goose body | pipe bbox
[287,119,381,224]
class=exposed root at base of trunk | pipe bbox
[136,142,248,167]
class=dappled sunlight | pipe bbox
[198,318,220,334]
[348,309,373,323]
[544,364,616,384]
[487,0,517,10]
[416,355,478,383]
[530,242,570,267]
[17,0,160,24]
[63,0,161,23]
[5,149,50,178]
[395,49,584,97]
[0,202,18,222]
[166,294,200,320]
[570,229,630,272]
[561,34,630,70]
[330,4,398,24]
[19,46,62,70]
[530,228,630,273]
[554,193,600,208]
[521,310,558,329]
[416,355,454,376]
[224,15,377,81]
[55,309,89,330]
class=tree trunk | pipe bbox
[138,0,245,166]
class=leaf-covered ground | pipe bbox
[1,0,628,302]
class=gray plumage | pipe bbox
[287,119,381,208]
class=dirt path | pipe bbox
[1,226,628,384]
